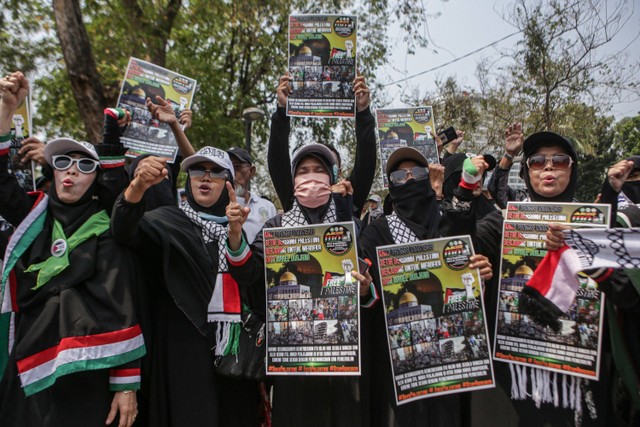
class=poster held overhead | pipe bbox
[116,57,197,163]
[376,107,439,188]
[287,14,357,118]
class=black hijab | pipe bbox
[184,167,232,217]
[48,162,101,235]
[521,140,578,203]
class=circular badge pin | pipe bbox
[51,239,68,257]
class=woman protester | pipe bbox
[542,154,640,427]
[254,143,372,427]
[268,73,376,214]
[358,146,492,427]
[480,131,618,426]
[0,72,143,427]
[111,146,264,426]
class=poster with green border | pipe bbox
[287,14,357,118]
[376,107,439,188]
[264,222,360,375]
[493,202,610,380]
[377,236,495,405]
[117,57,197,162]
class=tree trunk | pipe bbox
[53,0,106,144]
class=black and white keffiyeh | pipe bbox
[386,213,418,244]
[281,199,337,227]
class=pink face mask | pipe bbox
[294,173,331,208]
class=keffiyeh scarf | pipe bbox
[180,201,242,356]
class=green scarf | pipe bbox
[25,210,110,290]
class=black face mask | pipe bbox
[389,177,440,239]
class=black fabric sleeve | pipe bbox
[599,178,619,226]
[349,107,377,213]
[0,151,37,226]
[110,192,148,249]
[267,107,294,211]
[599,271,640,312]
[487,166,511,209]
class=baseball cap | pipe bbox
[385,147,429,176]
[523,132,577,160]
[227,147,252,165]
[44,138,99,166]
[181,146,235,181]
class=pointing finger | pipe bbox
[226,181,237,203]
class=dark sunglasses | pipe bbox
[526,154,573,171]
[51,155,99,174]
[188,166,228,180]
[389,166,429,186]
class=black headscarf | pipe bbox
[621,155,640,204]
[520,138,578,202]
[442,153,496,220]
[47,162,101,235]
[388,171,441,240]
[184,167,232,217]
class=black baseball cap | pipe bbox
[523,132,577,160]
[227,147,253,165]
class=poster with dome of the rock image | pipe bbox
[376,236,494,405]
[116,57,197,162]
[263,222,361,375]
[287,14,357,118]
[493,202,610,380]
[376,107,439,188]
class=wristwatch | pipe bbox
[503,153,514,162]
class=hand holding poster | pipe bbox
[117,58,197,162]
[376,107,439,187]
[264,222,361,375]
[287,15,357,118]
[376,236,494,405]
[493,202,610,379]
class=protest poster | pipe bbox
[493,202,610,379]
[376,236,495,405]
[8,96,34,191]
[287,14,357,118]
[117,57,197,162]
[376,107,439,188]
[264,222,360,375]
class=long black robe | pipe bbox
[111,194,265,427]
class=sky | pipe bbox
[375,0,640,120]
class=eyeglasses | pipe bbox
[526,154,573,171]
[389,166,429,186]
[188,166,228,180]
[51,155,99,174]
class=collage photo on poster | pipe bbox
[117,57,197,161]
[376,107,439,188]
[287,14,357,117]
[493,202,610,379]
[264,222,360,375]
[377,236,494,404]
